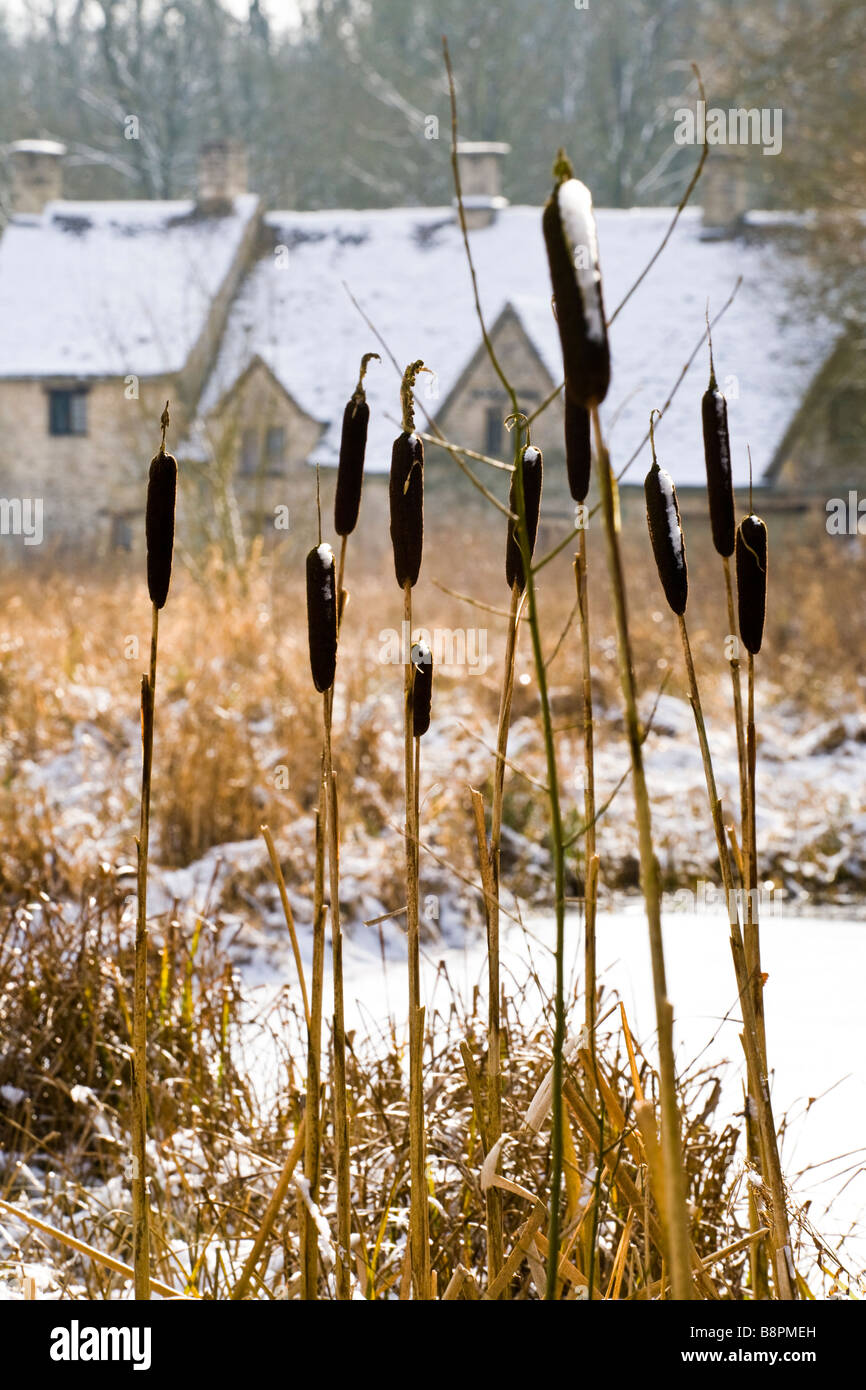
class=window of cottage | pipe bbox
[48,388,88,436]
[265,426,286,469]
[485,405,504,458]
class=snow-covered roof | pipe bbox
[197,204,837,486]
[0,194,259,378]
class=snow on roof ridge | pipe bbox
[198,200,831,488]
[0,193,261,379]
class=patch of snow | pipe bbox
[556,178,605,343]
[656,465,686,569]
[0,195,260,378]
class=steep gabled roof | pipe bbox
[196,204,838,486]
[0,194,260,379]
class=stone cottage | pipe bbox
[0,137,857,552]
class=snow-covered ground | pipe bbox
[238,901,866,1284]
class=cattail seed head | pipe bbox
[565,396,592,503]
[334,352,379,537]
[735,514,768,654]
[389,430,423,589]
[506,444,543,592]
[542,153,610,409]
[306,542,337,692]
[645,459,688,616]
[411,640,433,738]
[701,377,736,557]
[334,398,369,537]
[146,446,177,610]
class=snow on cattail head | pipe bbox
[644,412,688,616]
[736,513,768,654]
[410,639,433,738]
[542,151,610,409]
[306,541,337,692]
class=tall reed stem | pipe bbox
[132,602,158,1301]
[723,556,748,860]
[483,581,521,1284]
[591,406,693,1299]
[322,694,350,1299]
[723,562,767,1295]
[574,531,599,1046]
[677,617,796,1299]
[301,794,326,1298]
[403,581,430,1298]
[494,431,568,1300]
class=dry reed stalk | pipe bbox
[307,537,351,1298]
[737,508,770,1066]
[592,407,693,1299]
[390,361,431,1300]
[477,426,542,1285]
[482,581,519,1285]
[261,824,310,1031]
[702,347,763,1284]
[443,74,567,1295]
[133,402,177,1302]
[678,616,796,1300]
[574,531,599,1046]
[231,1118,306,1300]
[301,798,326,1299]
[737,505,778,1295]
[701,324,748,851]
[642,442,795,1299]
[544,153,692,1292]
[538,153,612,1296]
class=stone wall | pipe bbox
[0,375,178,555]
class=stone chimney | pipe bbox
[455,141,510,230]
[8,140,66,217]
[197,139,247,212]
[701,147,750,238]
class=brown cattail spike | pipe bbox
[506,439,544,592]
[306,542,337,692]
[542,152,610,409]
[644,412,688,616]
[389,362,429,590]
[145,410,177,611]
[735,514,768,655]
[411,640,433,738]
[701,317,735,557]
[335,352,380,538]
[565,396,592,503]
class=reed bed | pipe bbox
[0,65,862,1305]
[6,888,841,1301]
